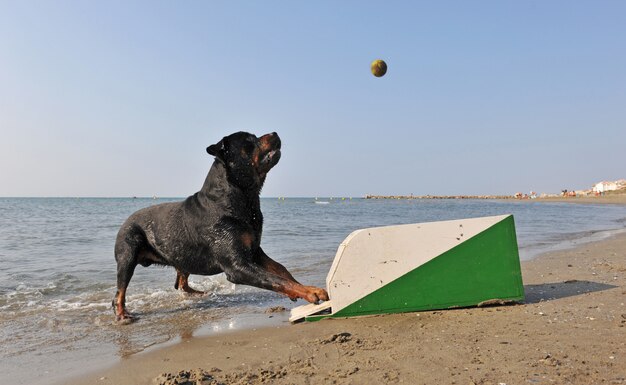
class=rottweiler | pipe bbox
[113,131,329,323]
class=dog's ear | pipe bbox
[207,137,228,160]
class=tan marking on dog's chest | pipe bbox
[240,232,255,249]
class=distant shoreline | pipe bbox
[532,194,626,205]
[2,194,626,205]
[364,193,626,205]
[365,194,514,200]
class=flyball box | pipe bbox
[290,214,524,322]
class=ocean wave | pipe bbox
[1,273,281,324]
[520,226,626,260]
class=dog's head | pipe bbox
[207,131,281,189]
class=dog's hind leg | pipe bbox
[174,269,205,295]
[113,236,139,324]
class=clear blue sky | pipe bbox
[1,1,624,197]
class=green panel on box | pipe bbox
[312,215,523,320]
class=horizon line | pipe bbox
[0,196,368,199]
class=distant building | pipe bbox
[593,181,619,193]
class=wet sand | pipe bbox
[64,226,626,385]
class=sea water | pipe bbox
[1,197,625,384]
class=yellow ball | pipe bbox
[371,59,387,77]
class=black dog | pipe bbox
[113,131,329,322]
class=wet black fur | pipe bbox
[113,132,287,308]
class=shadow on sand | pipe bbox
[524,280,618,304]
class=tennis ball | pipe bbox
[371,59,387,77]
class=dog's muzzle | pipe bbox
[262,149,281,167]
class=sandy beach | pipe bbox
[535,194,626,206]
[64,212,626,385]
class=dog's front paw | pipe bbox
[304,286,329,304]
[314,287,329,302]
